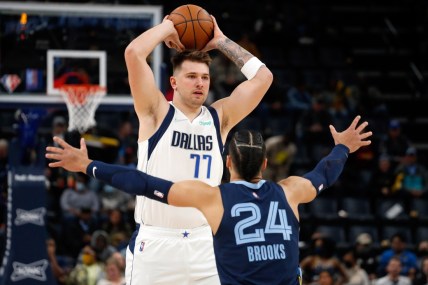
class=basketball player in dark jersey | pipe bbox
[46,115,372,284]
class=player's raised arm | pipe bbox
[46,137,171,197]
[279,116,373,215]
[205,16,273,136]
[87,160,223,232]
[45,136,222,229]
[124,17,184,138]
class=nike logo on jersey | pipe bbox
[92,166,97,178]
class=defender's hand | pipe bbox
[330,115,372,153]
[45,137,92,173]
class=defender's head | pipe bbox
[227,130,267,182]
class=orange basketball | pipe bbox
[168,4,214,51]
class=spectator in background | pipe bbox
[121,146,137,169]
[100,209,132,252]
[236,31,262,59]
[60,173,100,222]
[378,233,418,279]
[115,120,136,166]
[263,131,297,180]
[300,236,349,285]
[369,154,401,201]
[60,208,98,260]
[110,252,126,273]
[259,77,288,124]
[209,52,246,101]
[98,184,133,220]
[90,230,117,263]
[50,116,68,146]
[327,80,358,132]
[311,270,336,285]
[96,256,126,285]
[47,237,70,285]
[14,108,45,165]
[378,119,411,168]
[413,256,428,285]
[67,245,104,285]
[285,74,312,129]
[354,233,379,281]
[45,116,69,230]
[297,96,334,164]
[392,147,428,200]
[416,240,428,267]
[342,249,370,285]
[375,257,411,285]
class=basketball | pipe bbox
[168,4,214,51]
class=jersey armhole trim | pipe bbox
[147,105,175,160]
[207,106,224,154]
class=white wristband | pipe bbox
[240,57,265,80]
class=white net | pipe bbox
[59,84,106,134]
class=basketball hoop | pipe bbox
[59,84,106,134]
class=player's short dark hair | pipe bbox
[171,50,212,72]
[228,130,266,181]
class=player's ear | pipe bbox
[225,155,231,169]
[261,158,268,172]
[170,76,177,89]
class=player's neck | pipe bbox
[230,175,263,184]
[250,176,263,183]
[171,100,203,121]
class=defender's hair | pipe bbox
[228,130,266,181]
[171,50,212,72]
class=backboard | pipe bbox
[47,50,107,96]
[0,2,163,108]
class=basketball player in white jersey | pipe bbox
[123,13,272,284]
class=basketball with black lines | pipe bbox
[168,4,214,51]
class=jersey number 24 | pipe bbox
[232,201,292,245]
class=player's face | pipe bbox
[173,61,210,107]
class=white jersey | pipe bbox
[135,103,224,228]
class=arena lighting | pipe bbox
[18,12,27,41]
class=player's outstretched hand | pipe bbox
[45,136,92,173]
[330,115,372,153]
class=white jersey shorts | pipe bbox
[125,224,220,285]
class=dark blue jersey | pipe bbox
[214,180,300,285]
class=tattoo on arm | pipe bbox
[217,37,253,69]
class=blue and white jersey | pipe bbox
[215,180,300,285]
[135,103,224,228]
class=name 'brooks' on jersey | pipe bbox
[215,180,300,285]
[136,103,224,228]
